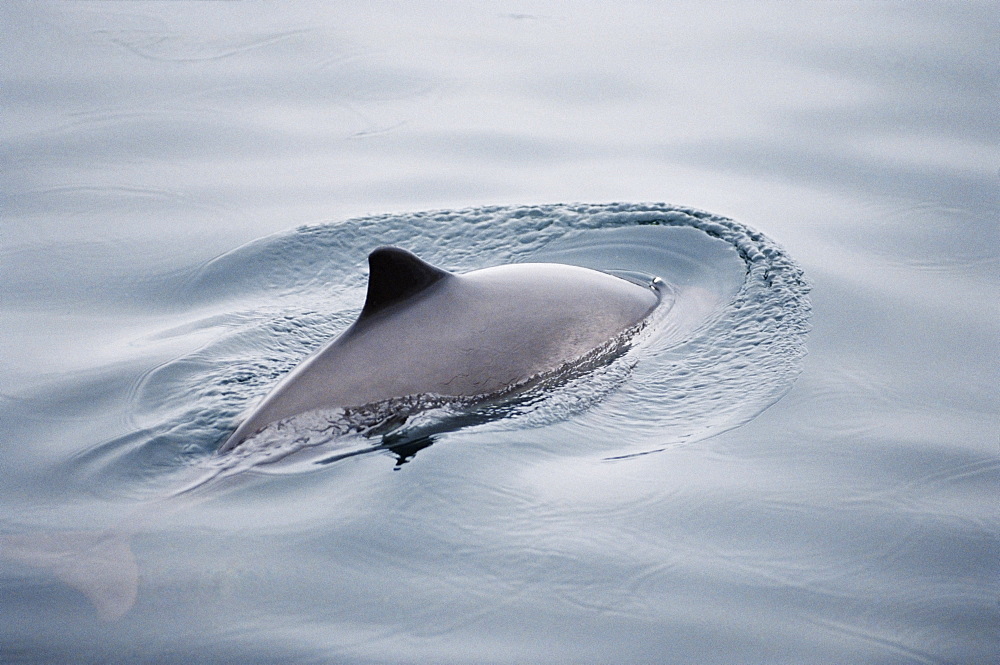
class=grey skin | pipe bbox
[219,247,661,452]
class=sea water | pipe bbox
[1,2,997,663]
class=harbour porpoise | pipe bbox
[0,247,663,621]
[220,247,662,452]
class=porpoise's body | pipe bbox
[220,247,661,452]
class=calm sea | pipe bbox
[1,2,997,663]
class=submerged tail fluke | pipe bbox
[1,530,139,621]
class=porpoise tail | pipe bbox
[1,530,138,621]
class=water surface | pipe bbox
[1,2,997,664]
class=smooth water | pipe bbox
[2,3,997,664]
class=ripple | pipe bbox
[79,203,809,491]
[93,28,313,63]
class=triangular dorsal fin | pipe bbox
[360,247,451,319]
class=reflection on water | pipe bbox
[1,2,997,664]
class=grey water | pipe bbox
[1,2,997,664]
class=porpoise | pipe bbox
[0,246,664,622]
[220,247,661,452]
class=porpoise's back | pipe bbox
[220,248,660,451]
